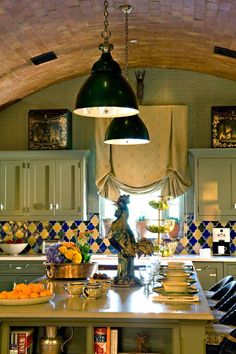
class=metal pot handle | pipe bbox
[46,265,57,278]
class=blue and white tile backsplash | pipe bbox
[0,214,235,256]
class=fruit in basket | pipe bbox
[146,225,170,233]
[149,200,169,210]
[0,282,52,300]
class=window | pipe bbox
[99,191,183,239]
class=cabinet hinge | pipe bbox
[78,161,80,168]
[28,162,30,168]
[22,162,26,168]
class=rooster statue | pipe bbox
[108,195,154,286]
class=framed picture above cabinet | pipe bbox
[28,109,72,150]
[212,106,236,148]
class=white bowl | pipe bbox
[0,243,28,255]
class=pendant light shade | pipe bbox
[74,51,139,118]
[73,1,139,118]
[104,115,150,145]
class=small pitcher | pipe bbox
[39,326,73,354]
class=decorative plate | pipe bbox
[161,277,196,284]
[152,286,198,296]
[0,294,54,306]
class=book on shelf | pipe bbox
[94,327,111,354]
[110,328,118,354]
[10,328,34,354]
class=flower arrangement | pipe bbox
[46,231,93,264]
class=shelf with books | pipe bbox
[93,326,169,354]
[10,328,34,354]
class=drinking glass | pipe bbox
[139,266,154,293]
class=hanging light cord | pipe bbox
[100,0,113,53]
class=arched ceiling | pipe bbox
[0,0,236,111]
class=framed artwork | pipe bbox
[28,109,72,150]
[212,106,236,148]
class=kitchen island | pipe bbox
[0,272,213,354]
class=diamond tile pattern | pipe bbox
[0,215,235,256]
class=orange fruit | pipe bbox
[29,283,43,294]
[30,292,39,298]
[21,286,32,296]
[40,290,52,297]
[19,293,30,299]
[14,283,27,292]
[0,291,8,299]
[7,291,20,299]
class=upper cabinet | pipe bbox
[190,148,236,221]
[0,160,27,217]
[0,150,90,220]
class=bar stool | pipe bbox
[206,302,236,353]
[207,281,236,308]
[205,275,234,299]
[212,295,236,322]
[206,328,236,354]
[218,328,236,354]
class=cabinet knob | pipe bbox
[0,203,4,210]
[234,203,236,209]
[50,203,59,210]
[210,273,217,277]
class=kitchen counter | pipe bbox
[0,268,213,354]
[0,253,235,262]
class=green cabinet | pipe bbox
[0,160,27,217]
[224,262,236,278]
[193,261,224,290]
[0,260,45,291]
[190,149,236,221]
[0,150,89,220]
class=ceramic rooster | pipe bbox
[108,195,154,286]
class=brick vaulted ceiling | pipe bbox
[1,0,236,110]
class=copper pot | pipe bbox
[44,262,98,279]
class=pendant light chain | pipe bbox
[124,9,129,77]
[120,5,133,78]
[101,0,111,45]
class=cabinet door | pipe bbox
[55,160,83,217]
[197,158,236,219]
[193,262,223,290]
[224,263,236,277]
[28,160,55,216]
[0,160,27,216]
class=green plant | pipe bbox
[136,216,147,221]
[166,216,180,223]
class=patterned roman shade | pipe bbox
[95,105,191,201]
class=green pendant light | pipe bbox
[104,115,150,145]
[74,1,139,118]
[104,5,150,145]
